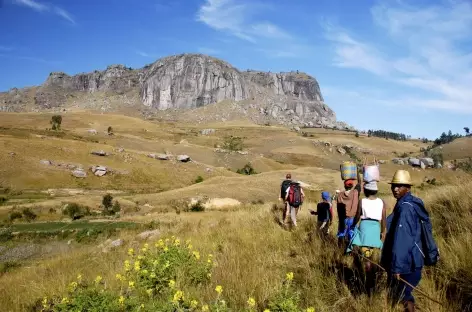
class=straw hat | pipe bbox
[389,169,413,185]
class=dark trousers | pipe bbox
[387,268,422,305]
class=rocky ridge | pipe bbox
[0,53,350,129]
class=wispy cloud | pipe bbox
[13,0,76,24]
[135,50,160,58]
[196,0,304,58]
[323,1,472,114]
[0,46,15,52]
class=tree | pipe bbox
[107,126,114,135]
[50,115,62,131]
[222,136,244,151]
[465,127,470,135]
[355,131,360,138]
[102,194,113,214]
[112,200,121,214]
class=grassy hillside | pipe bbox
[0,110,470,311]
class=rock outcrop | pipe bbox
[0,53,349,129]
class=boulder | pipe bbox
[420,158,434,167]
[91,166,107,176]
[294,126,301,132]
[177,155,191,162]
[110,239,124,248]
[72,169,87,178]
[137,230,160,240]
[201,129,215,135]
[337,147,346,155]
[420,161,426,170]
[91,150,107,156]
[408,158,421,167]
[87,129,98,135]
[40,159,52,166]
[157,154,169,160]
[237,151,249,155]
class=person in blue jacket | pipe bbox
[381,170,429,312]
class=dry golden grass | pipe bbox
[435,136,472,161]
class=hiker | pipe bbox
[381,170,431,312]
[337,168,362,250]
[310,191,333,236]
[347,180,387,296]
[280,173,292,224]
[284,181,305,227]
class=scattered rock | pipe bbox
[237,151,248,155]
[293,126,301,132]
[137,230,160,240]
[91,150,108,157]
[110,239,124,248]
[420,158,434,167]
[201,129,215,135]
[408,158,421,167]
[117,148,125,153]
[420,161,426,170]
[177,155,191,162]
[378,160,387,164]
[40,159,52,166]
[392,158,405,165]
[91,166,107,176]
[72,169,87,178]
[9,152,16,156]
[87,129,98,135]
[337,147,346,155]
[157,154,169,160]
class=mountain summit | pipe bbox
[0,53,348,129]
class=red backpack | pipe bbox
[288,183,302,207]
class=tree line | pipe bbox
[367,130,408,141]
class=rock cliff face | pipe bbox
[0,53,348,128]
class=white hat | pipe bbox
[364,181,378,191]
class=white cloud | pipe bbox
[135,50,159,58]
[13,0,76,24]
[323,0,472,114]
[13,0,47,12]
[197,0,303,58]
[53,7,76,25]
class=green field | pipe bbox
[3,221,137,232]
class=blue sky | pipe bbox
[1,0,471,139]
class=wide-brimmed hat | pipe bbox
[389,170,413,185]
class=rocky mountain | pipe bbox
[0,53,349,129]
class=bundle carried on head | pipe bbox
[340,161,357,181]
[363,157,380,182]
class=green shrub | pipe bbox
[189,200,205,212]
[195,176,204,183]
[236,163,257,175]
[112,201,121,214]
[0,229,13,242]
[63,203,89,220]
[0,196,8,204]
[222,135,244,151]
[102,194,114,215]
[50,115,62,131]
[22,207,37,222]
[8,211,22,222]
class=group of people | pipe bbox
[279,168,434,312]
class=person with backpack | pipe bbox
[280,173,292,224]
[381,170,439,312]
[309,191,333,236]
[284,181,305,228]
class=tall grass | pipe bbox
[0,181,471,311]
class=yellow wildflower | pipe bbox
[42,297,48,308]
[61,297,69,304]
[190,300,198,308]
[207,258,212,264]
[247,297,256,307]
[186,239,191,245]
[94,275,103,284]
[124,260,131,271]
[141,247,148,253]
[174,239,181,246]
[193,251,201,260]
[165,238,170,244]
[207,273,212,278]
[140,304,145,309]
[215,285,223,295]
[187,244,193,250]
[150,272,156,279]
[202,305,209,312]
[286,272,294,282]
[116,274,124,281]
[153,259,159,267]
[208,254,213,258]
[169,279,176,289]
[306,308,315,312]
[146,288,153,296]
[128,281,135,289]
[128,248,134,256]
[164,261,170,268]
[118,296,125,305]
[264,310,271,312]
[69,281,78,291]
[134,260,141,271]
[164,246,169,252]
[137,255,144,260]
[172,290,184,304]
[76,274,82,282]
[144,243,149,249]
[157,239,165,247]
